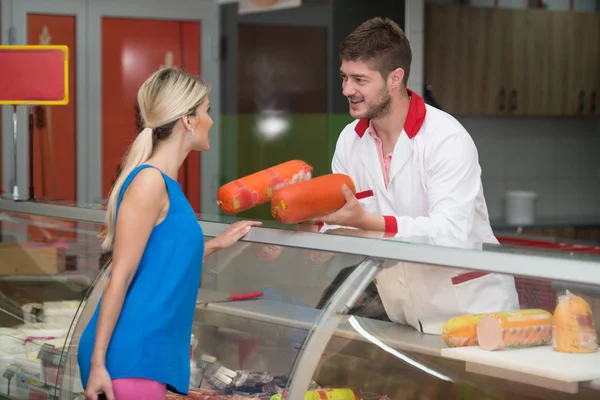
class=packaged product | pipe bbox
[552,290,598,353]
[271,174,356,224]
[476,309,553,351]
[217,160,313,214]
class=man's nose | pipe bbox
[342,82,356,97]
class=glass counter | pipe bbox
[0,201,599,400]
[0,210,107,400]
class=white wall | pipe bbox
[463,116,600,221]
[406,0,425,96]
[421,0,600,222]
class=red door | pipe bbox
[27,14,78,243]
[101,18,201,212]
[26,15,77,203]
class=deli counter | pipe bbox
[0,200,600,400]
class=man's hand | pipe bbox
[311,185,387,232]
[311,184,366,227]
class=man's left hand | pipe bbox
[311,184,366,227]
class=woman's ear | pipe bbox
[182,116,193,131]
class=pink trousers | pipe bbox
[112,378,166,400]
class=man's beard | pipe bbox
[352,87,392,120]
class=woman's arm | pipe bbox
[203,239,222,260]
[91,169,168,368]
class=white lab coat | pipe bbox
[324,94,520,335]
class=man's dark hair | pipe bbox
[339,17,412,87]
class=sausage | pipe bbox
[217,160,313,214]
[270,174,356,224]
[441,313,487,348]
[476,309,553,351]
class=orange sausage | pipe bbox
[217,160,313,214]
[271,174,356,224]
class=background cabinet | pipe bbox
[425,4,599,117]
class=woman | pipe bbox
[78,67,261,400]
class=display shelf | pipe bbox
[0,207,104,400]
[1,201,600,399]
[0,273,92,285]
[3,200,600,287]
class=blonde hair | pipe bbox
[102,67,210,250]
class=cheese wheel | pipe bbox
[552,290,598,353]
[442,313,487,348]
[476,309,553,351]
[270,174,356,224]
[217,160,313,214]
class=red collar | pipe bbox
[354,89,426,139]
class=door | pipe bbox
[3,0,219,214]
[0,14,3,195]
[27,14,77,203]
[8,1,87,243]
[100,17,202,211]
[564,12,600,116]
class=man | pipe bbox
[316,17,519,335]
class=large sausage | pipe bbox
[217,160,313,214]
[476,309,553,351]
[270,174,356,224]
[441,313,487,348]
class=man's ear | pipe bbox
[388,67,405,90]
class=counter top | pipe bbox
[442,345,600,394]
[491,216,600,231]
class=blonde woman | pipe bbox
[78,67,261,400]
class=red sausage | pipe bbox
[271,174,356,224]
[217,160,313,214]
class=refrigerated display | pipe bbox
[0,209,106,400]
[0,201,599,400]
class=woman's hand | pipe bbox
[205,220,262,259]
[84,365,114,400]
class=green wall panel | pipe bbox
[219,113,354,221]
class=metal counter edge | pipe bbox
[2,200,600,286]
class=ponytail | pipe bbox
[102,127,154,250]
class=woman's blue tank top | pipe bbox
[78,164,205,395]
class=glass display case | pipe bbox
[0,208,107,400]
[0,201,600,400]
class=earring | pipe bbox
[187,128,195,139]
